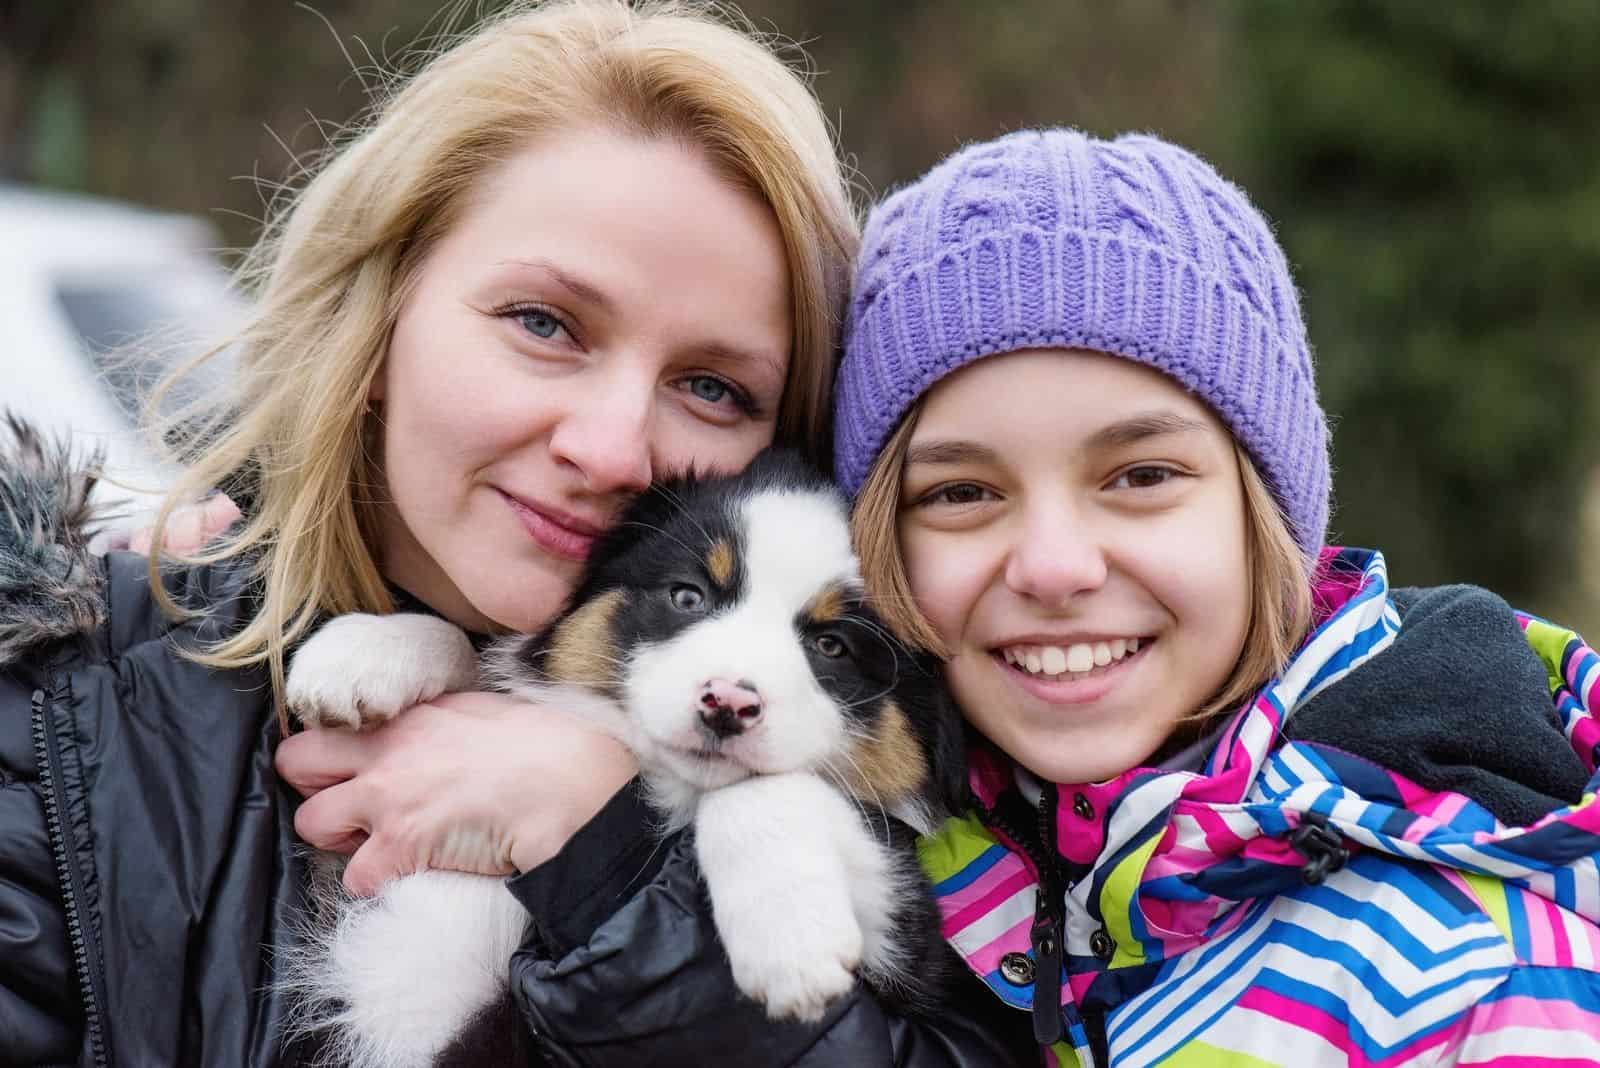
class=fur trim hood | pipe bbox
[0,413,105,667]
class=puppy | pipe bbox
[280,449,966,1068]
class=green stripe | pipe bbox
[1461,870,1514,945]
[917,811,1002,884]
[1100,831,1163,968]
[1160,1040,1281,1067]
[1522,617,1579,693]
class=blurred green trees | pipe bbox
[1227,2,1600,626]
[2,0,1595,629]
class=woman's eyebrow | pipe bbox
[1084,411,1210,451]
[494,257,611,310]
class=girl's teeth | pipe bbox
[1003,638,1145,679]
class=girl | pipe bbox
[0,3,1014,1064]
[835,128,1600,1065]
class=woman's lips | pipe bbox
[499,491,600,562]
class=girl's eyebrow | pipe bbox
[1084,411,1210,451]
[904,440,998,468]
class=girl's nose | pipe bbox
[1003,507,1108,606]
[548,371,654,496]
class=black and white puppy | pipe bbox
[281,449,966,1068]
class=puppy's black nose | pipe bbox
[699,678,762,737]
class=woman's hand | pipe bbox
[273,690,639,896]
[104,492,242,554]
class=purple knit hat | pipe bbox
[833,128,1330,570]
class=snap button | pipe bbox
[999,951,1036,985]
[1089,929,1115,961]
[1072,792,1094,820]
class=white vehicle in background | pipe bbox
[1,183,243,519]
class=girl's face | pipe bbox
[374,126,792,633]
[898,348,1252,784]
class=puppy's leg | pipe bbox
[286,612,478,729]
[694,771,868,1022]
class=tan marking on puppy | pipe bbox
[803,582,850,625]
[542,589,625,690]
[838,702,928,803]
[707,539,736,588]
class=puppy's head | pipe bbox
[508,449,964,821]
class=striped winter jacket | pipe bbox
[919,548,1600,1066]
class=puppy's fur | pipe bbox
[281,450,965,1068]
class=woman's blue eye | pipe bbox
[689,376,730,404]
[519,310,563,339]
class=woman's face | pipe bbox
[374,127,792,632]
[897,348,1252,784]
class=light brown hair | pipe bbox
[144,0,859,718]
[851,401,1313,725]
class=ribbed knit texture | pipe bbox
[834,128,1331,568]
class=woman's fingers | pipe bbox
[291,779,371,855]
[127,492,242,554]
[274,726,380,795]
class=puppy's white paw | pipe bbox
[287,613,478,730]
[693,773,867,1022]
[724,908,861,1022]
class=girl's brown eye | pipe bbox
[940,484,985,504]
[1120,466,1173,489]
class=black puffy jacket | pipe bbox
[0,424,1032,1068]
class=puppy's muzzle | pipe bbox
[699,678,763,738]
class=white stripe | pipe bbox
[1455,1022,1600,1061]
[1559,904,1595,970]
[948,885,1034,958]
[1167,1004,1348,1068]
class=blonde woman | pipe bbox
[0,4,1023,1064]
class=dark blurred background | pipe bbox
[3,0,1597,631]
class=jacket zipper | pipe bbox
[33,685,111,1068]
[977,787,1067,1048]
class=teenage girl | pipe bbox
[835,128,1600,1066]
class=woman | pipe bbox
[834,127,1600,1064]
[0,3,1021,1064]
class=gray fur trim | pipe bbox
[0,412,107,667]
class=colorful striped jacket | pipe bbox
[919,548,1600,1066]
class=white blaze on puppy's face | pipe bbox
[624,487,862,788]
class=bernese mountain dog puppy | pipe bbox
[281,449,965,1068]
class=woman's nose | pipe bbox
[548,372,655,496]
[1002,506,1108,606]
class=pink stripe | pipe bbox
[937,854,1032,916]
[1453,995,1600,1066]
[1519,890,1559,966]
[941,867,1036,936]
[959,913,1034,976]
[1233,988,1363,1063]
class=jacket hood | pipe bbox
[0,413,106,667]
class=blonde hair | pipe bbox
[851,402,1313,725]
[146,0,859,719]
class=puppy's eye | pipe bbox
[811,633,848,658]
[669,584,706,612]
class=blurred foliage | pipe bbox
[1,0,1595,631]
[1225,2,1600,629]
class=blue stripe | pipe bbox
[930,843,1008,895]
